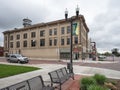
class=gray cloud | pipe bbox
[89,0,120,52]
[0,0,120,53]
[0,0,49,30]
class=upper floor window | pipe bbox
[49,29,52,36]
[10,42,13,48]
[31,32,36,38]
[49,38,52,46]
[23,33,27,39]
[16,34,20,40]
[67,26,71,34]
[40,30,45,37]
[31,40,36,47]
[54,28,57,35]
[74,36,78,44]
[23,40,27,47]
[40,39,45,46]
[10,35,13,40]
[16,41,20,48]
[67,37,70,45]
[61,37,64,45]
[61,27,65,34]
[54,38,57,46]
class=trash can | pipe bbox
[67,63,71,70]
[67,63,73,73]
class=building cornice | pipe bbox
[3,15,89,34]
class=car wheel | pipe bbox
[26,60,29,63]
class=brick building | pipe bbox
[3,15,89,60]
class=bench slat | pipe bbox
[8,81,29,90]
[48,67,74,90]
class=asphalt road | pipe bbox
[0,57,120,71]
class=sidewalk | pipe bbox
[0,62,120,89]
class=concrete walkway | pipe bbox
[0,62,120,89]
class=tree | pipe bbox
[111,48,120,57]
[103,52,112,56]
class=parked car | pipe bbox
[6,54,29,63]
[98,55,106,60]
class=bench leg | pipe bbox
[72,76,74,80]
[60,83,62,90]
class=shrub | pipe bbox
[88,84,108,90]
[80,77,97,90]
[93,74,107,85]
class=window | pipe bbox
[49,38,52,46]
[49,29,52,36]
[54,38,57,46]
[31,40,36,47]
[74,36,78,44]
[67,26,71,34]
[40,30,45,37]
[40,39,45,46]
[23,33,27,39]
[16,34,20,40]
[54,28,57,35]
[31,32,36,38]
[10,35,13,40]
[67,37,70,45]
[23,40,27,47]
[10,42,13,48]
[61,38,64,45]
[16,41,20,48]
[61,27,65,34]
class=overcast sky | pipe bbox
[0,0,120,53]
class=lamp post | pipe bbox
[65,6,79,73]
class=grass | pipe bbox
[0,64,40,78]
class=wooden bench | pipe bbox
[48,67,74,90]
[0,75,54,90]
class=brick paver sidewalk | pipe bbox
[54,75,83,90]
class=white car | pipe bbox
[6,54,29,63]
[98,55,106,60]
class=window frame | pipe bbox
[31,32,36,38]
[40,30,45,37]
[23,40,27,47]
[23,33,27,39]
[40,39,45,46]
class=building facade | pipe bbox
[3,15,89,60]
[0,46,4,56]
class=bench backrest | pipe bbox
[48,71,59,82]
[61,67,68,75]
[0,88,8,90]
[27,76,44,90]
[8,81,29,90]
[56,69,64,78]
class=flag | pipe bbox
[72,22,79,35]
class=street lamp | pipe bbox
[65,6,79,73]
